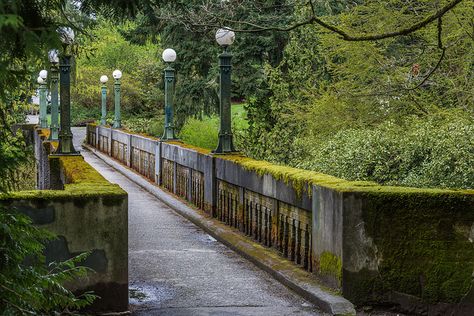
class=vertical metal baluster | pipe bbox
[303,224,309,269]
[243,198,247,234]
[283,216,289,257]
[232,194,237,228]
[264,207,268,246]
[268,211,273,248]
[229,193,233,227]
[290,219,296,262]
[296,221,302,265]
[278,214,283,252]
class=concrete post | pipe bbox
[108,127,113,156]
[155,142,162,185]
[127,134,133,167]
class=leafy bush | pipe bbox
[0,208,96,315]
[179,116,219,150]
[71,103,100,126]
[296,112,474,189]
[179,106,249,151]
[72,19,164,117]
[122,115,164,137]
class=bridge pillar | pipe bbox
[108,128,113,156]
[203,156,216,216]
[127,134,132,167]
[155,142,162,185]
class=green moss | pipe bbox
[357,190,474,304]
[217,155,474,197]
[167,140,212,155]
[87,124,474,197]
[0,155,126,201]
[319,251,343,285]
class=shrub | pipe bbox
[295,111,474,189]
[122,115,164,137]
[0,208,96,314]
[179,116,219,150]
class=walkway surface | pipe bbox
[72,128,325,316]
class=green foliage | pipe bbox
[72,18,163,117]
[71,103,99,126]
[122,115,164,137]
[126,0,292,128]
[0,209,97,315]
[179,104,249,151]
[179,116,219,150]
[296,111,474,189]
[240,0,474,189]
[0,101,31,192]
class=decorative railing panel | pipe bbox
[217,180,240,228]
[278,201,312,271]
[112,140,127,165]
[162,158,174,192]
[131,147,155,180]
[176,164,190,199]
[191,170,204,209]
[99,135,108,153]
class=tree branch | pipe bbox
[314,0,463,41]
[203,0,463,42]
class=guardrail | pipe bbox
[86,123,474,314]
[1,127,128,313]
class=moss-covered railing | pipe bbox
[1,127,128,313]
[86,123,474,314]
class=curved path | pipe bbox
[72,128,324,316]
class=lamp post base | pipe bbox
[213,132,236,154]
[40,119,49,129]
[55,132,79,155]
[162,126,177,141]
[49,127,59,141]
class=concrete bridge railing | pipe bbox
[86,123,474,315]
[1,127,128,313]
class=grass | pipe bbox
[178,103,248,150]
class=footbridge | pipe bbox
[3,123,473,316]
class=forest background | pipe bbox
[1,0,473,313]
[71,0,473,190]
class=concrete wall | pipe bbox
[87,124,474,315]
[1,127,129,313]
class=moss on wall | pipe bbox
[0,155,125,201]
[356,191,474,304]
[318,251,343,286]
[167,140,212,155]
[86,124,474,197]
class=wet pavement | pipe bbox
[72,128,326,316]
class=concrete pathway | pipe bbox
[72,128,325,316]
[26,114,39,124]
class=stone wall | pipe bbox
[1,127,129,313]
[86,124,474,315]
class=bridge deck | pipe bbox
[73,128,324,316]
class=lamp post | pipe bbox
[214,28,236,153]
[56,27,78,155]
[48,49,59,140]
[100,75,108,126]
[38,70,48,128]
[162,48,177,140]
[112,69,122,128]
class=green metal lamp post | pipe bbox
[100,75,108,126]
[161,48,177,140]
[48,49,59,140]
[38,70,48,128]
[112,69,122,129]
[56,27,78,155]
[214,28,236,154]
